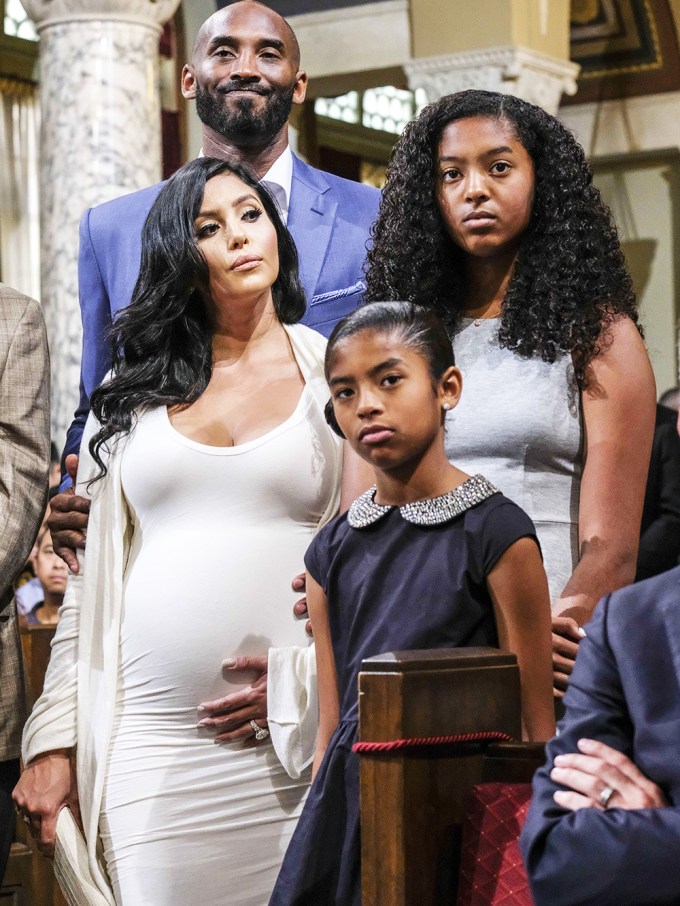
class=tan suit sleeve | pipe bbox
[0,294,50,607]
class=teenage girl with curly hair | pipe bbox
[365,89,656,697]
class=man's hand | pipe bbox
[48,454,90,574]
[552,616,585,698]
[197,656,268,743]
[292,572,313,637]
[12,749,81,858]
[551,738,668,812]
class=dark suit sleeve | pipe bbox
[0,299,50,608]
[520,596,680,906]
[61,209,114,478]
[636,423,680,580]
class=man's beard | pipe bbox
[195,84,295,148]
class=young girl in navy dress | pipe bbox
[270,302,555,905]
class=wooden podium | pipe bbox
[357,648,543,905]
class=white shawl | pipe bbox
[22,322,341,901]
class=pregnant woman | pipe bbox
[14,157,354,905]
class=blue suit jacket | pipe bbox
[64,154,380,461]
[521,565,680,906]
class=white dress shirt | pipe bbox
[260,144,293,224]
[198,145,293,224]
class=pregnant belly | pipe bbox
[117,522,313,717]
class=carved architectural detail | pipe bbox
[21,0,181,445]
[404,46,580,115]
[20,0,179,31]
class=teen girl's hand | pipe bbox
[551,738,668,812]
[48,454,90,574]
[197,656,268,743]
[13,749,81,858]
[551,615,586,697]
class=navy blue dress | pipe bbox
[270,476,538,906]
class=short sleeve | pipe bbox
[305,529,326,591]
[479,497,540,575]
[304,512,350,593]
[304,524,331,592]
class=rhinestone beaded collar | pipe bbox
[347,474,500,529]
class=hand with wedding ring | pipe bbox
[550,738,668,812]
[249,719,270,741]
[197,655,269,743]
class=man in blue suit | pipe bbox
[521,565,680,905]
[60,0,379,476]
[47,0,378,748]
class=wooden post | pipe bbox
[358,648,522,906]
[19,623,56,707]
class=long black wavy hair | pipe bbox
[365,89,639,386]
[89,156,306,477]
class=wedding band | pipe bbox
[598,785,616,809]
[15,807,30,826]
[249,719,270,741]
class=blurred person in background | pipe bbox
[15,487,60,617]
[635,389,680,580]
[21,529,67,626]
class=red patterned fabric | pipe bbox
[456,782,534,906]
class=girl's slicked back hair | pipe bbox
[323,301,454,437]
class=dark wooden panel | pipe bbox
[19,623,56,708]
[358,648,524,906]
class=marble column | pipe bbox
[404,47,580,116]
[20,0,181,447]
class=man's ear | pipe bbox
[292,70,308,106]
[181,64,197,100]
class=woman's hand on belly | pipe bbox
[197,655,268,742]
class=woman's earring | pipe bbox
[442,402,451,411]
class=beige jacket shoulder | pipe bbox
[0,282,50,760]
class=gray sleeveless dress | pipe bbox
[446,317,583,604]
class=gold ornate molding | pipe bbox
[20,0,181,31]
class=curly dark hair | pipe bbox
[365,89,639,385]
[89,156,306,478]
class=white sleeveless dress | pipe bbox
[446,318,583,603]
[98,389,337,905]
